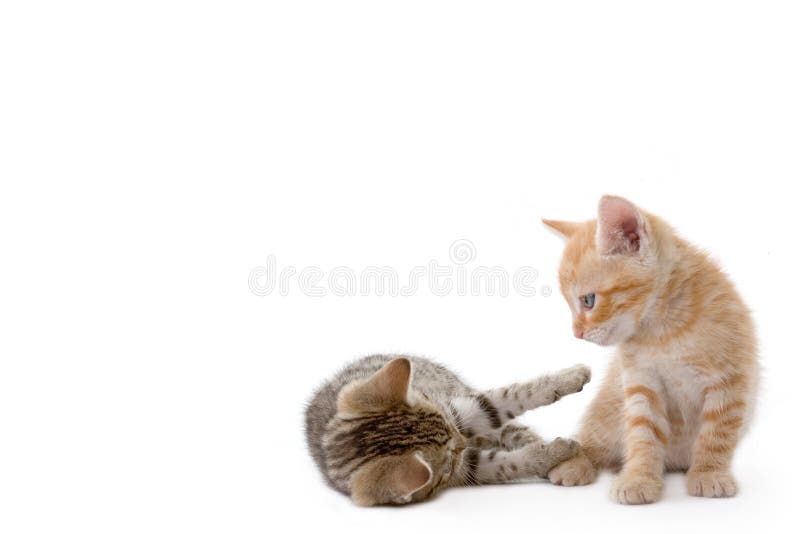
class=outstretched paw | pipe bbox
[552,364,592,401]
[548,451,597,486]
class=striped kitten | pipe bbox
[305,355,590,505]
[543,195,759,504]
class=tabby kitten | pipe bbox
[305,355,590,505]
[543,195,759,504]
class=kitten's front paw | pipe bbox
[553,364,592,400]
[548,451,597,486]
[610,473,663,505]
[523,438,580,478]
[687,470,737,498]
[547,437,581,461]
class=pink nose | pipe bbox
[573,327,584,339]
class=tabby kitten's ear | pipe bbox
[337,358,411,415]
[542,218,580,240]
[596,195,650,256]
[350,453,432,506]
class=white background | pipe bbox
[1,1,798,533]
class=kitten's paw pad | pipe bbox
[687,470,737,498]
[553,365,592,399]
[548,453,597,486]
[610,474,663,505]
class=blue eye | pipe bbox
[581,293,595,309]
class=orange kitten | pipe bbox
[542,195,758,504]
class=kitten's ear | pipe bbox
[368,358,412,403]
[387,453,432,503]
[351,453,433,506]
[596,195,649,255]
[542,218,580,240]
[337,358,411,414]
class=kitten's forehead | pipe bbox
[558,221,602,287]
[324,408,451,475]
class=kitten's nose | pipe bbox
[573,326,584,339]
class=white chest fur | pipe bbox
[618,346,710,469]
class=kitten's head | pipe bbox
[543,195,660,346]
[323,358,465,506]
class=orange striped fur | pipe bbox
[543,196,759,504]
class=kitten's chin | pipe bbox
[584,326,616,346]
[586,316,636,346]
[585,336,616,347]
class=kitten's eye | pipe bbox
[581,293,596,310]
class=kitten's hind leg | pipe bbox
[452,438,581,486]
[477,423,543,450]
[498,423,543,450]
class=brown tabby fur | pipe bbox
[306,355,590,505]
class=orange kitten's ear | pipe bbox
[596,195,649,255]
[337,358,411,414]
[351,453,432,506]
[542,218,580,240]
